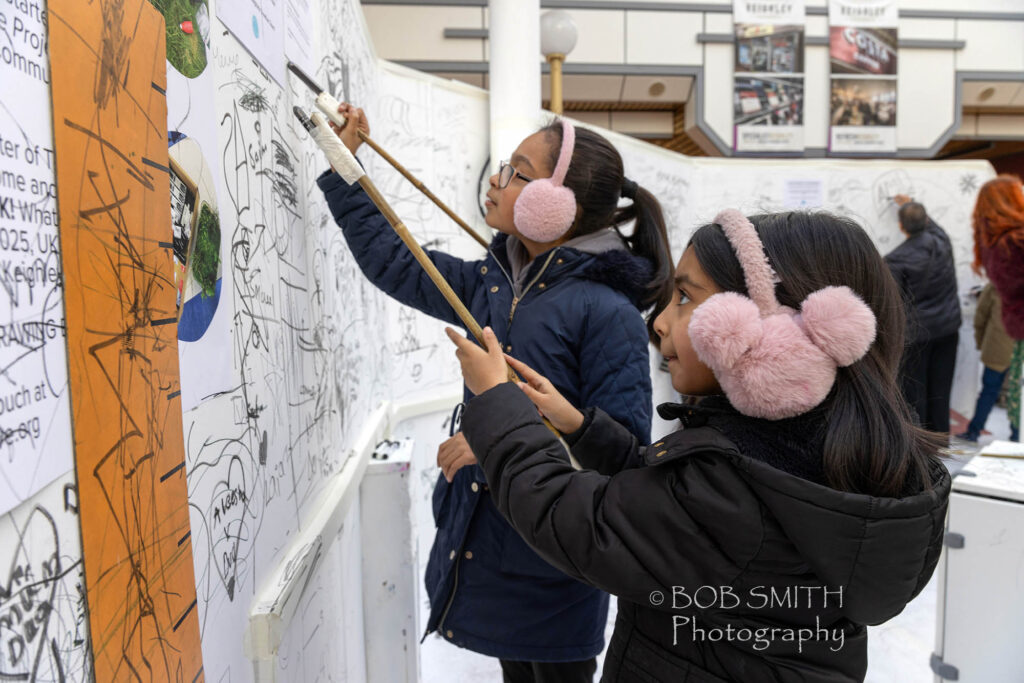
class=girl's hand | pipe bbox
[503,355,585,434]
[445,327,508,396]
[436,432,477,482]
[328,102,369,155]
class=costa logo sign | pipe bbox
[830,26,897,75]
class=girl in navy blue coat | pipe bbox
[318,104,672,680]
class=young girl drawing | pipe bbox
[449,210,951,682]
[318,105,672,680]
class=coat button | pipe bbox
[654,442,664,447]
[655,450,668,458]
[556,258,563,265]
[490,285,499,293]
[481,266,488,274]
[446,630,454,638]
[449,550,456,560]
[538,283,546,289]
[471,482,479,492]
[464,551,473,560]
[505,344,512,352]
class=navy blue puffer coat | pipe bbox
[318,169,653,662]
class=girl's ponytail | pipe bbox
[613,185,674,341]
[540,121,673,338]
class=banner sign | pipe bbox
[829,0,899,152]
[733,0,806,152]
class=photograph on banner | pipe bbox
[830,26,897,75]
[734,76,804,151]
[735,24,804,74]
[828,0,898,153]
[830,77,897,151]
[732,0,805,152]
[147,0,213,78]
[150,5,237,409]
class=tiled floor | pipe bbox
[420,407,1014,682]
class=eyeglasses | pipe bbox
[497,160,534,189]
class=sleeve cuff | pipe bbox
[562,407,596,447]
[463,383,545,465]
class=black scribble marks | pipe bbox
[0,483,90,681]
[959,174,979,195]
[234,70,269,113]
[319,52,351,105]
[259,138,299,213]
[95,0,128,110]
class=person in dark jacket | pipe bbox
[319,104,673,680]
[884,196,961,433]
[448,210,950,682]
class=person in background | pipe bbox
[972,174,1024,443]
[956,283,1018,443]
[884,195,961,433]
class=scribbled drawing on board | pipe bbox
[871,168,915,218]
[48,0,204,679]
[0,475,91,682]
[959,173,980,196]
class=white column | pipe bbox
[489,0,541,173]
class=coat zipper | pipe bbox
[422,248,561,643]
[421,554,462,643]
[509,249,559,326]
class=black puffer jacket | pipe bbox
[463,384,951,682]
[884,219,961,343]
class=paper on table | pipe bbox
[979,440,1024,459]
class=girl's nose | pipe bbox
[488,173,499,189]
[652,309,668,339]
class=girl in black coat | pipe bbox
[446,210,951,682]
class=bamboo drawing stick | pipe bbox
[356,133,490,250]
[287,61,490,250]
[298,107,571,448]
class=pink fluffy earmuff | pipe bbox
[688,209,877,420]
[513,120,578,242]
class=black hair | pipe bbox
[687,211,944,498]
[898,202,929,236]
[540,121,673,340]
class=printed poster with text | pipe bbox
[733,0,806,152]
[829,0,898,152]
[0,0,74,514]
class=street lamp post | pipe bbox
[540,10,578,115]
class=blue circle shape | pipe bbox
[178,278,222,342]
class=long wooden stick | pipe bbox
[303,109,566,442]
[357,131,491,250]
[359,176,571,446]
[359,176,517,384]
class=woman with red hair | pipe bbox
[973,174,1024,441]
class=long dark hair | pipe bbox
[540,121,673,339]
[688,212,944,497]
